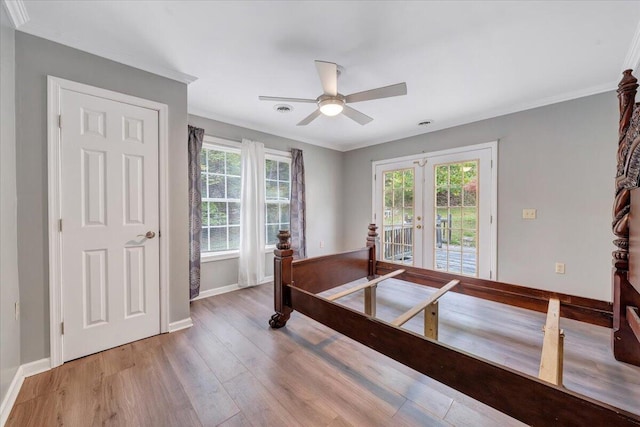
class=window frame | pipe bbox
[264,152,292,249]
[200,138,242,261]
[199,136,291,263]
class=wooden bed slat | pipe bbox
[376,262,613,327]
[392,279,460,327]
[326,269,405,301]
[288,286,640,426]
[539,298,564,386]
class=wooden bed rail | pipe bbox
[392,279,460,339]
[539,298,565,386]
[377,261,614,328]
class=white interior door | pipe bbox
[60,88,160,361]
[374,144,495,279]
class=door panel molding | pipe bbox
[47,76,170,368]
[372,141,498,278]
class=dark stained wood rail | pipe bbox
[376,261,613,328]
[288,285,640,427]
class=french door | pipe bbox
[374,144,495,279]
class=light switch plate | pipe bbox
[522,208,537,219]
[555,263,565,274]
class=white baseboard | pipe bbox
[168,317,193,332]
[191,276,273,302]
[0,366,23,427]
[21,358,51,378]
[191,283,241,300]
[0,358,51,426]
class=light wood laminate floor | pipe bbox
[7,280,640,426]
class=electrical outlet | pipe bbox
[555,263,565,274]
[319,241,325,248]
[15,301,20,320]
[522,209,537,219]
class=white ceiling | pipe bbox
[12,1,640,151]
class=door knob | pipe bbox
[416,225,422,229]
[138,231,156,239]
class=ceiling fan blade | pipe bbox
[259,96,316,103]
[342,105,373,126]
[315,60,338,96]
[345,82,407,103]
[297,109,323,126]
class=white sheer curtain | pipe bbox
[238,139,265,287]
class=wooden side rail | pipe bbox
[377,261,613,327]
[392,279,460,339]
[539,298,564,386]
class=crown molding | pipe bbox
[623,19,640,72]
[2,0,29,28]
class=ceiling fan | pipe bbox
[259,60,407,126]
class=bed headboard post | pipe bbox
[612,69,640,365]
[269,230,293,329]
[366,223,379,279]
[613,69,638,270]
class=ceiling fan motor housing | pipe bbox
[318,94,345,116]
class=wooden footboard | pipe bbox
[270,229,374,328]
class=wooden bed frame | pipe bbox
[270,70,640,426]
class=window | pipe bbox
[265,156,291,246]
[200,138,291,256]
[201,144,241,253]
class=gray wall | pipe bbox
[343,92,617,301]
[15,33,189,363]
[189,114,344,293]
[1,5,21,405]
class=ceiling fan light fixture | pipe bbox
[319,98,344,116]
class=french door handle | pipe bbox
[137,231,156,239]
[416,225,422,229]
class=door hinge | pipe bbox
[490,215,493,224]
[158,230,161,238]
[58,219,63,232]
[489,270,493,279]
[58,115,62,128]
[491,159,493,168]
[61,322,64,335]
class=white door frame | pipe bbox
[371,141,498,278]
[47,76,170,368]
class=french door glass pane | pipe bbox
[433,160,479,277]
[382,168,414,265]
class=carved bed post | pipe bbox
[613,70,640,365]
[366,223,378,279]
[270,230,293,328]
